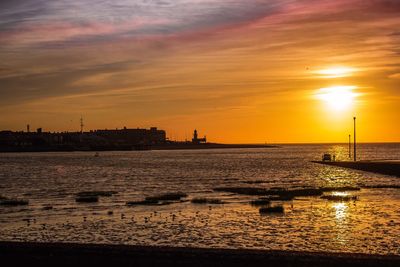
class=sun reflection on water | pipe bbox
[333,202,348,222]
[332,202,350,246]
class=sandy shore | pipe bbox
[1,242,399,267]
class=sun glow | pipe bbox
[315,86,358,111]
[316,67,356,78]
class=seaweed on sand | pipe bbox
[126,192,188,206]
[250,199,271,206]
[263,195,295,201]
[363,185,400,189]
[214,187,324,198]
[259,205,284,214]
[75,196,99,203]
[214,186,361,200]
[76,191,117,197]
[145,192,187,202]
[0,198,29,206]
[277,188,324,197]
[213,187,270,196]
[243,180,266,184]
[191,198,224,204]
[126,199,159,206]
[126,200,177,206]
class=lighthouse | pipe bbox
[192,129,207,144]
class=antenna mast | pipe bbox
[348,134,351,159]
[80,116,84,133]
[353,117,356,162]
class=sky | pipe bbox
[0,0,399,143]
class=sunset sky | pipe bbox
[0,0,399,143]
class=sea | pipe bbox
[1,143,399,255]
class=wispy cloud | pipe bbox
[0,0,288,47]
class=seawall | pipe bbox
[312,160,400,177]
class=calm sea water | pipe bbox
[1,144,400,254]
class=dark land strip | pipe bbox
[1,241,399,267]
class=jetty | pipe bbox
[312,116,400,177]
[312,160,400,177]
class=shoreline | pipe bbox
[0,143,277,153]
[1,241,399,267]
[151,143,277,150]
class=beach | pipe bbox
[1,144,400,256]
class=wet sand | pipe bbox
[312,160,400,177]
[1,241,399,267]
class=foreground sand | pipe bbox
[1,242,399,267]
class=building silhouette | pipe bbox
[192,129,206,144]
[0,127,166,152]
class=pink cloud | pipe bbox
[0,18,172,46]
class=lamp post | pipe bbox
[353,117,356,162]
[348,134,351,159]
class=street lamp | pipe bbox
[353,117,356,161]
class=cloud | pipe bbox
[0,0,288,47]
[388,73,400,79]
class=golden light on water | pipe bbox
[315,86,358,111]
[316,67,357,78]
[332,202,348,222]
[332,202,350,246]
[331,192,349,197]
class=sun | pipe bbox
[315,86,358,111]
